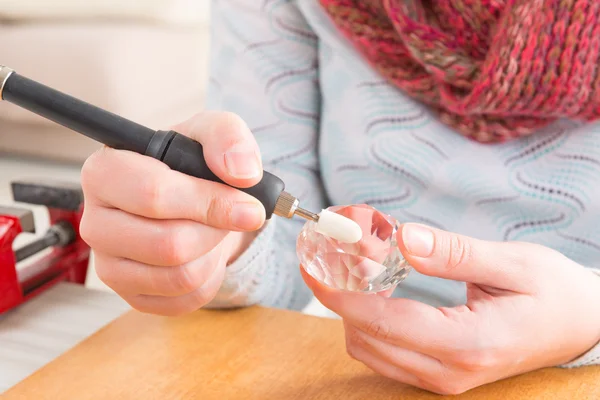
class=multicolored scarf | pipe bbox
[319,0,600,143]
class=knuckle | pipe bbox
[80,151,103,194]
[507,241,552,268]
[159,226,195,266]
[502,241,532,264]
[202,191,234,226]
[79,211,96,246]
[186,286,215,311]
[211,112,252,148]
[93,260,110,282]
[216,112,246,135]
[446,234,473,270]
[94,261,117,289]
[141,176,167,217]
[453,349,499,372]
[92,256,123,293]
[168,263,204,294]
[364,317,392,341]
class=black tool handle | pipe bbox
[2,72,284,219]
[146,130,284,218]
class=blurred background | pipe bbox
[0,0,210,161]
[0,0,212,291]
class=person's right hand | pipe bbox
[80,111,266,316]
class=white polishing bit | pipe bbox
[314,209,363,243]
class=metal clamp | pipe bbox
[0,65,14,99]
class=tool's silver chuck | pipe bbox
[273,191,319,222]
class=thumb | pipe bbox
[171,111,263,189]
[397,223,539,292]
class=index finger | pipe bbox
[301,268,466,357]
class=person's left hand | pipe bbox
[302,223,600,395]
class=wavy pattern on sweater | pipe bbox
[308,0,600,266]
[206,0,600,316]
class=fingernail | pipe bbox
[402,224,434,257]
[224,145,261,179]
[231,203,264,230]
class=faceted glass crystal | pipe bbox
[297,204,411,293]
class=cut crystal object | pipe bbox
[297,204,411,293]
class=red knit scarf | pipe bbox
[319,0,600,143]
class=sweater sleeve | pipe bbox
[559,268,600,368]
[203,0,326,311]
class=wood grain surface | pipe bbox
[4,307,600,399]
[0,282,129,393]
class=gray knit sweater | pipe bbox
[203,0,600,368]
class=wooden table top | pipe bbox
[0,282,129,393]
[4,307,599,399]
